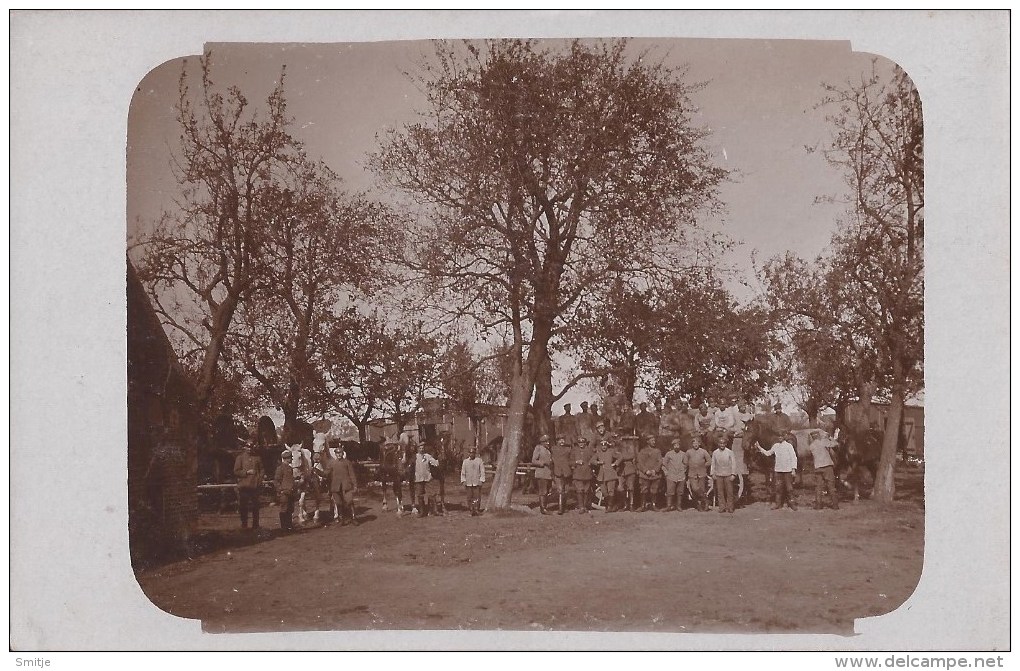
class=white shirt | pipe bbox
[759,440,798,473]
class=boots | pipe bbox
[539,493,548,515]
[416,496,426,517]
[348,507,360,526]
[558,493,565,515]
[279,511,291,530]
[666,494,677,512]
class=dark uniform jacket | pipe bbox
[635,411,658,438]
[570,444,595,481]
[234,452,264,489]
[326,458,358,493]
[274,462,296,495]
[591,445,619,481]
[550,443,574,478]
[613,441,638,476]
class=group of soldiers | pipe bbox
[528,390,794,514]
[231,441,361,531]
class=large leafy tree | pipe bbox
[229,162,392,442]
[309,312,442,443]
[371,39,726,509]
[135,56,304,413]
[765,64,922,501]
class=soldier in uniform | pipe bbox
[676,399,696,450]
[557,404,578,445]
[233,441,264,530]
[661,439,687,511]
[603,384,626,431]
[656,398,678,453]
[576,401,595,447]
[613,434,639,511]
[685,434,712,512]
[694,402,715,440]
[569,437,595,513]
[635,402,659,450]
[710,435,737,513]
[636,439,663,511]
[550,435,574,515]
[531,434,554,514]
[591,438,619,513]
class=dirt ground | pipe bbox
[136,464,924,635]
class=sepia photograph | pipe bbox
[11,10,1010,653]
[126,35,923,635]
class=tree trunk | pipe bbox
[195,292,240,413]
[357,421,368,445]
[533,354,554,439]
[873,385,904,503]
[486,374,533,510]
[281,402,300,445]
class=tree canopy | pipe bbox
[371,39,728,508]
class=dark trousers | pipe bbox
[814,466,839,509]
[238,487,260,527]
[774,472,797,509]
[278,492,295,529]
[331,489,354,519]
[688,475,708,509]
[713,476,734,512]
[465,485,481,511]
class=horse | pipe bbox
[833,414,883,501]
[378,441,411,515]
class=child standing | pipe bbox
[460,446,486,516]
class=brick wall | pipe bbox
[127,261,199,568]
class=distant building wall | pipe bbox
[871,402,925,458]
[127,261,199,568]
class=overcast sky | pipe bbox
[126,37,893,409]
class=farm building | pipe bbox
[366,398,521,461]
[127,260,199,568]
[871,400,925,459]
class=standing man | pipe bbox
[635,402,659,450]
[413,442,441,517]
[603,384,626,431]
[531,434,554,514]
[460,446,486,516]
[731,400,754,507]
[676,399,696,450]
[694,402,715,440]
[325,448,360,526]
[758,432,799,510]
[685,435,712,512]
[273,450,297,530]
[557,404,578,445]
[570,437,596,513]
[550,435,574,514]
[614,434,639,511]
[592,439,619,513]
[576,401,595,448]
[657,398,679,453]
[661,439,687,511]
[809,430,840,510]
[713,397,738,436]
[771,401,793,436]
[233,441,264,530]
[636,438,663,511]
[711,436,737,513]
